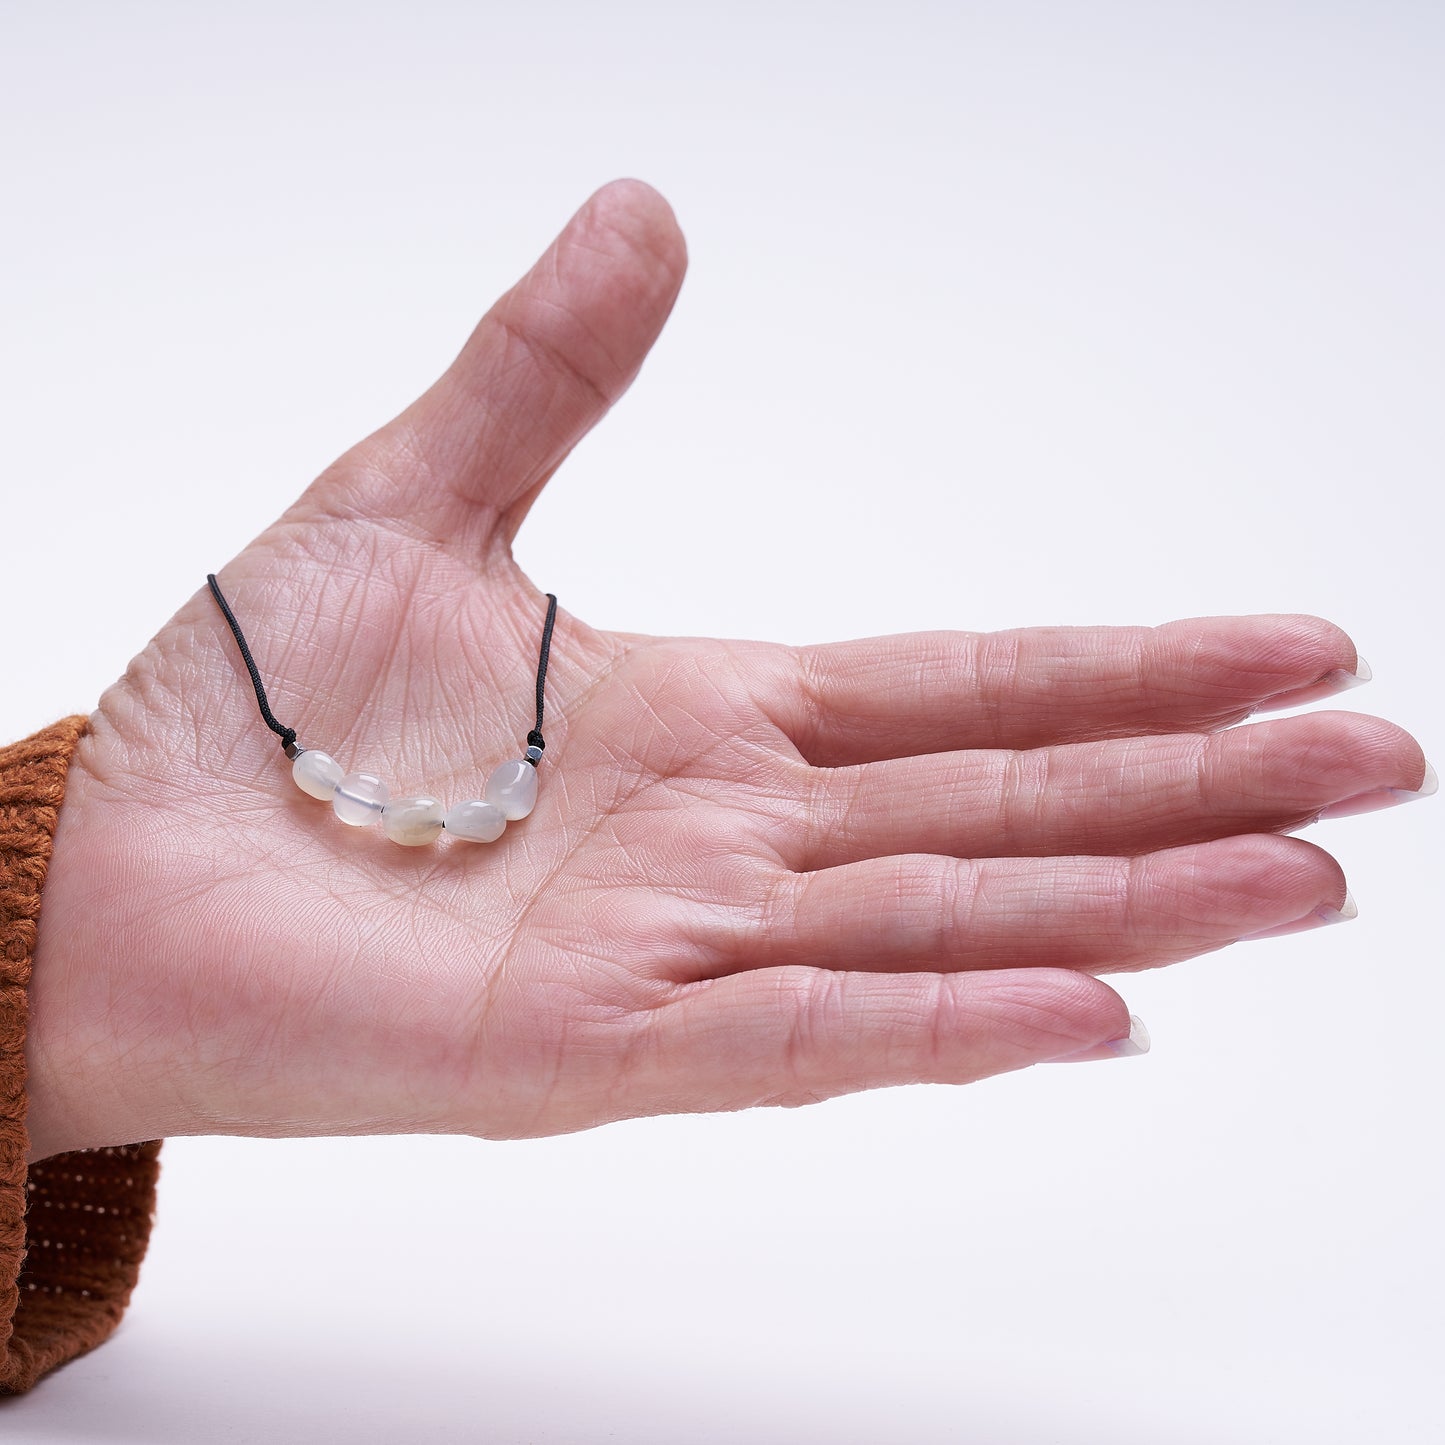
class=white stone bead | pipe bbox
[382,795,445,846]
[292,748,343,801]
[333,772,389,826]
[484,759,538,820]
[443,799,507,843]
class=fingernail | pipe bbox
[1050,1013,1152,1064]
[1343,656,1373,686]
[1253,658,1372,714]
[1316,761,1439,821]
[1104,1014,1151,1057]
[1241,890,1358,941]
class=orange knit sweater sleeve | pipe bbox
[1,715,161,1394]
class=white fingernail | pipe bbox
[1398,760,1439,799]
[1104,1014,1151,1058]
[1317,889,1359,924]
[1253,658,1372,714]
[1242,890,1358,939]
[1313,657,1373,694]
[1316,762,1437,820]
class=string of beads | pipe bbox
[207,574,558,846]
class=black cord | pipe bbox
[526,593,559,763]
[207,574,297,752]
[207,575,558,763]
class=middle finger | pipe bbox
[787,710,1428,871]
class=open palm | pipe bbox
[26,180,1428,1158]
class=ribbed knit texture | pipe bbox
[1,715,161,1394]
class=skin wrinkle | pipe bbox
[630,755,784,820]
[301,571,433,753]
[566,213,680,298]
[780,968,840,1106]
[1304,711,1411,790]
[302,474,503,575]
[619,998,676,1118]
[682,970,770,1109]
[788,639,846,765]
[303,546,375,740]
[469,759,632,1065]
[759,867,810,973]
[1179,627,1211,705]
[427,320,562,480]
[430,626,503,776]
[993,975,1116,1058]
[108,635,196,778]
[670,894,771,981]
[1183,729,1215,828]
[556,204,684,332]
[615,684,710,782]
[1135,841,1225,940]
[87,668,166,790]
[492,306,613,418]
[528,283,632,401]
[924,972,962,1079]
[490,368,579,498]
[477,957,592,1138]
[938,854,973,972]
[998,747,1032,857]
[377,561,430,771]
[820,759,869,861]
[1121,626,1158,728]
[974,628,1023,747]
[1247,617,1353,690]
[1115,852,1152,966]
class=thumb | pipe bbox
[316,178,687,546]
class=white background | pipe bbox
[2,2,1441,1441]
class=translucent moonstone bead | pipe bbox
[443,799,507,843]
[295,754,538,841]
[484,759,538,820]
[382,795,445,846]
[292,748,343,800]
[333,772,389,826]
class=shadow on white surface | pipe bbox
[0,1320,1199,1445]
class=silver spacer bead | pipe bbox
[284,740,306,760]
[524,744,544,765]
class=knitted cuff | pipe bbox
[1,715,162,1395]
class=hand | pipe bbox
[25,180,1431,1158]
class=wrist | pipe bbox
[22,720,163,1159]
[0,715,126,1160]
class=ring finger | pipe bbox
[683,833,1349,982]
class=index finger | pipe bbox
[779,613,1365,765]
